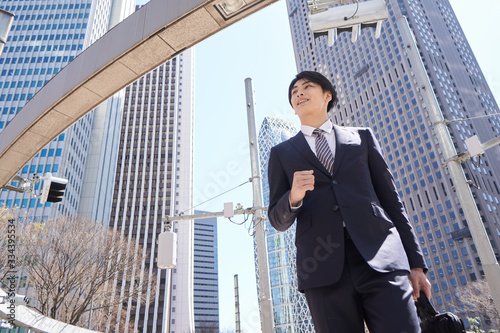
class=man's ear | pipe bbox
[325,91,332,102]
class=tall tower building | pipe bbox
[0,0,134,221]
[193,211,220,332]
[256,116,316,333]
[286,0,500,326]
[108,48,195,333]
[0,2,197,332]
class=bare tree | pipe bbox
[195,321,220,333]
[0,207,27,282]
[456,280,500,331]
[21,214,155,330]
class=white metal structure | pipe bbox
[0,0,279,189]
[0,8,14,57]
[157,230,178,269]
[308,0,388,44]
[245,78,274,333]
[0,288,98,333]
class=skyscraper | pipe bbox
[286,0,500,326]
[78,0,135,223]
[193,211,220,332]
[107,49,195,332]
[256,116,316,333]
[0,2,197,332]
[0,0,134,221]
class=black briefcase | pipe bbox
[415,292,466,333]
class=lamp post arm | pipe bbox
[164,207,267,223]
[481,135,500,152]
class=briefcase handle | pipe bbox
[415,291,438,321]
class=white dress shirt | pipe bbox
[301,119,336,159]
[290,119,337,211]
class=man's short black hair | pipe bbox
[288,71,338,111]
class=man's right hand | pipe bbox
[290,170,315,207]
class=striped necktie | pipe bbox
[313,128,334,174]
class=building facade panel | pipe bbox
[285,0,500,328]
[108,47,195,333]
[193,212,220,332]
[0,0,134,220]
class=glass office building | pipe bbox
[255,116,316,332]
[107,49,195,332]
[0,2,197,332]
[0,0,134,221]
[193,211,220,332]
[286,0,500,326]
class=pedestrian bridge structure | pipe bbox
[0,288,98,332]
[0,0,277,187]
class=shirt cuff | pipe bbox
[289,199,302,211]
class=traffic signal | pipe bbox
[309,0,389,45]
[40,173,68,204]
[157,230,177,269]
[14,294,30,306]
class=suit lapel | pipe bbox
[288,132,332,177]
[287,125,361,178]
[332,124,360,178]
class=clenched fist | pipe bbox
[290,170,315,207]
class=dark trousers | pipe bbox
[304,230,421,333]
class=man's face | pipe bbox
[290,79,332,121]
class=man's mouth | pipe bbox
[297,99,308,106]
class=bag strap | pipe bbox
[415,291,438,320]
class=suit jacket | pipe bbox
[267,125,426,292]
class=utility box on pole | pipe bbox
[464,135,484,157]
[157,229,177,269]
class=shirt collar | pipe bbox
[301,119,333,137]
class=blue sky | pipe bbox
[137,0,500,331]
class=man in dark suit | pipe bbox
[268,71,431,332]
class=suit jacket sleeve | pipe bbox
[267,146,301,232]
[365,128,427,271]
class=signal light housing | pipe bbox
[40,173,68,204]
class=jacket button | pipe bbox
[332,180,338,185]
[332,205,339,211]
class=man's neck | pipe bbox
[300,116,328,129]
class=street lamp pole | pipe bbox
[245,77,275,333]
[396,16,500,311]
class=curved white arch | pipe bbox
[0,0,277,187]
[0,288,97,332]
